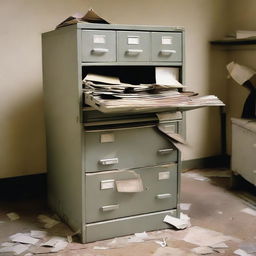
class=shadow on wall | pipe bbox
[1,87,46,179]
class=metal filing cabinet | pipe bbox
[42,23,184,243]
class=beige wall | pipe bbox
[0,0,228,178]
[225,0,256,153]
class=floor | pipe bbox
[0,169,255,256]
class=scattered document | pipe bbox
[163,213,191,229]
[210,242,228,249]
[10,233,39,245]
[37,214,60,228]
[227,61,256,85]
[7,212,20,221]
[183,226,235,247]
[155,67,184,88]
[234,249,252,256]
[116,177,144,192]
[30,230,47,239]
[155,238,167,247]
[153,247,197,256]
[0,244,30,255]
[191,246,214,255]
[240,207,256,217]
[180,203,191,211]
[240,242,256,254]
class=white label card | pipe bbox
[101,180,115,190]
[158,171,170,180]
[100,133,115,143]
[162,36,172,45]
[93,35,106,44]
[128,36,139,45]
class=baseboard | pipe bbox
[0,174,47,200]
[181,154,230,171]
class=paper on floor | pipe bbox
[155,238,167,247]
[240,242,256,254]
[115,177,144,192]
[234,249,253,256]
[93,246,109,250]
[163,213,191,229]
[0,244,30,255]
[6,212,20,221]
[182,172,210,181]
[241,207,256,217]
[180,203,191,211]
[153,247,197,256]
[41,236,66,247]
[210,242,228,249]
[191,246,215,255]
[37,214,60,228]
[183,226,234,247]
[51,240,68,252]
[134,231,149,239]
[10,233,39,245]
[30,230,47,239]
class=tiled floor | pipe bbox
[0,169,255,256]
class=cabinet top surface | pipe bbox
[44,23,184,34]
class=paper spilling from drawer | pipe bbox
[163,213,191,229]
[83,72,224,113]
[115,176,144,193]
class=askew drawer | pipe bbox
[85,164,178,223]
[84,124,178,172]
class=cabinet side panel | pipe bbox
[42,27,83,232]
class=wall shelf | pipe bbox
[211,37,256,45]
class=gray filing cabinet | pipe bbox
[42,23,184,243]
[231,118,256,186]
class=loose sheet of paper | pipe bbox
[85,73,121,85]
[183,226,234,247]
[10,233,39,245]
[155,67,184,88]
[163,213,191,229]
[240,207,256,216]
[115,177,143,192]
[227,61,256,85]
[7,212,20,221]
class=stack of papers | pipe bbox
[83,71,224,114]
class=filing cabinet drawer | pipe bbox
[84,124,178,172]
[151,32,182,62]
[117,31,150,62]
[85,164,177,223]
[81,30,116,62]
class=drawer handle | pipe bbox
[156,193,172,199]
[160,49,176,55]
[91,48,109,54]
[157,148,174,154]
[101,204,119,212]
[99,158,119,165]
[126,49,143,55]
